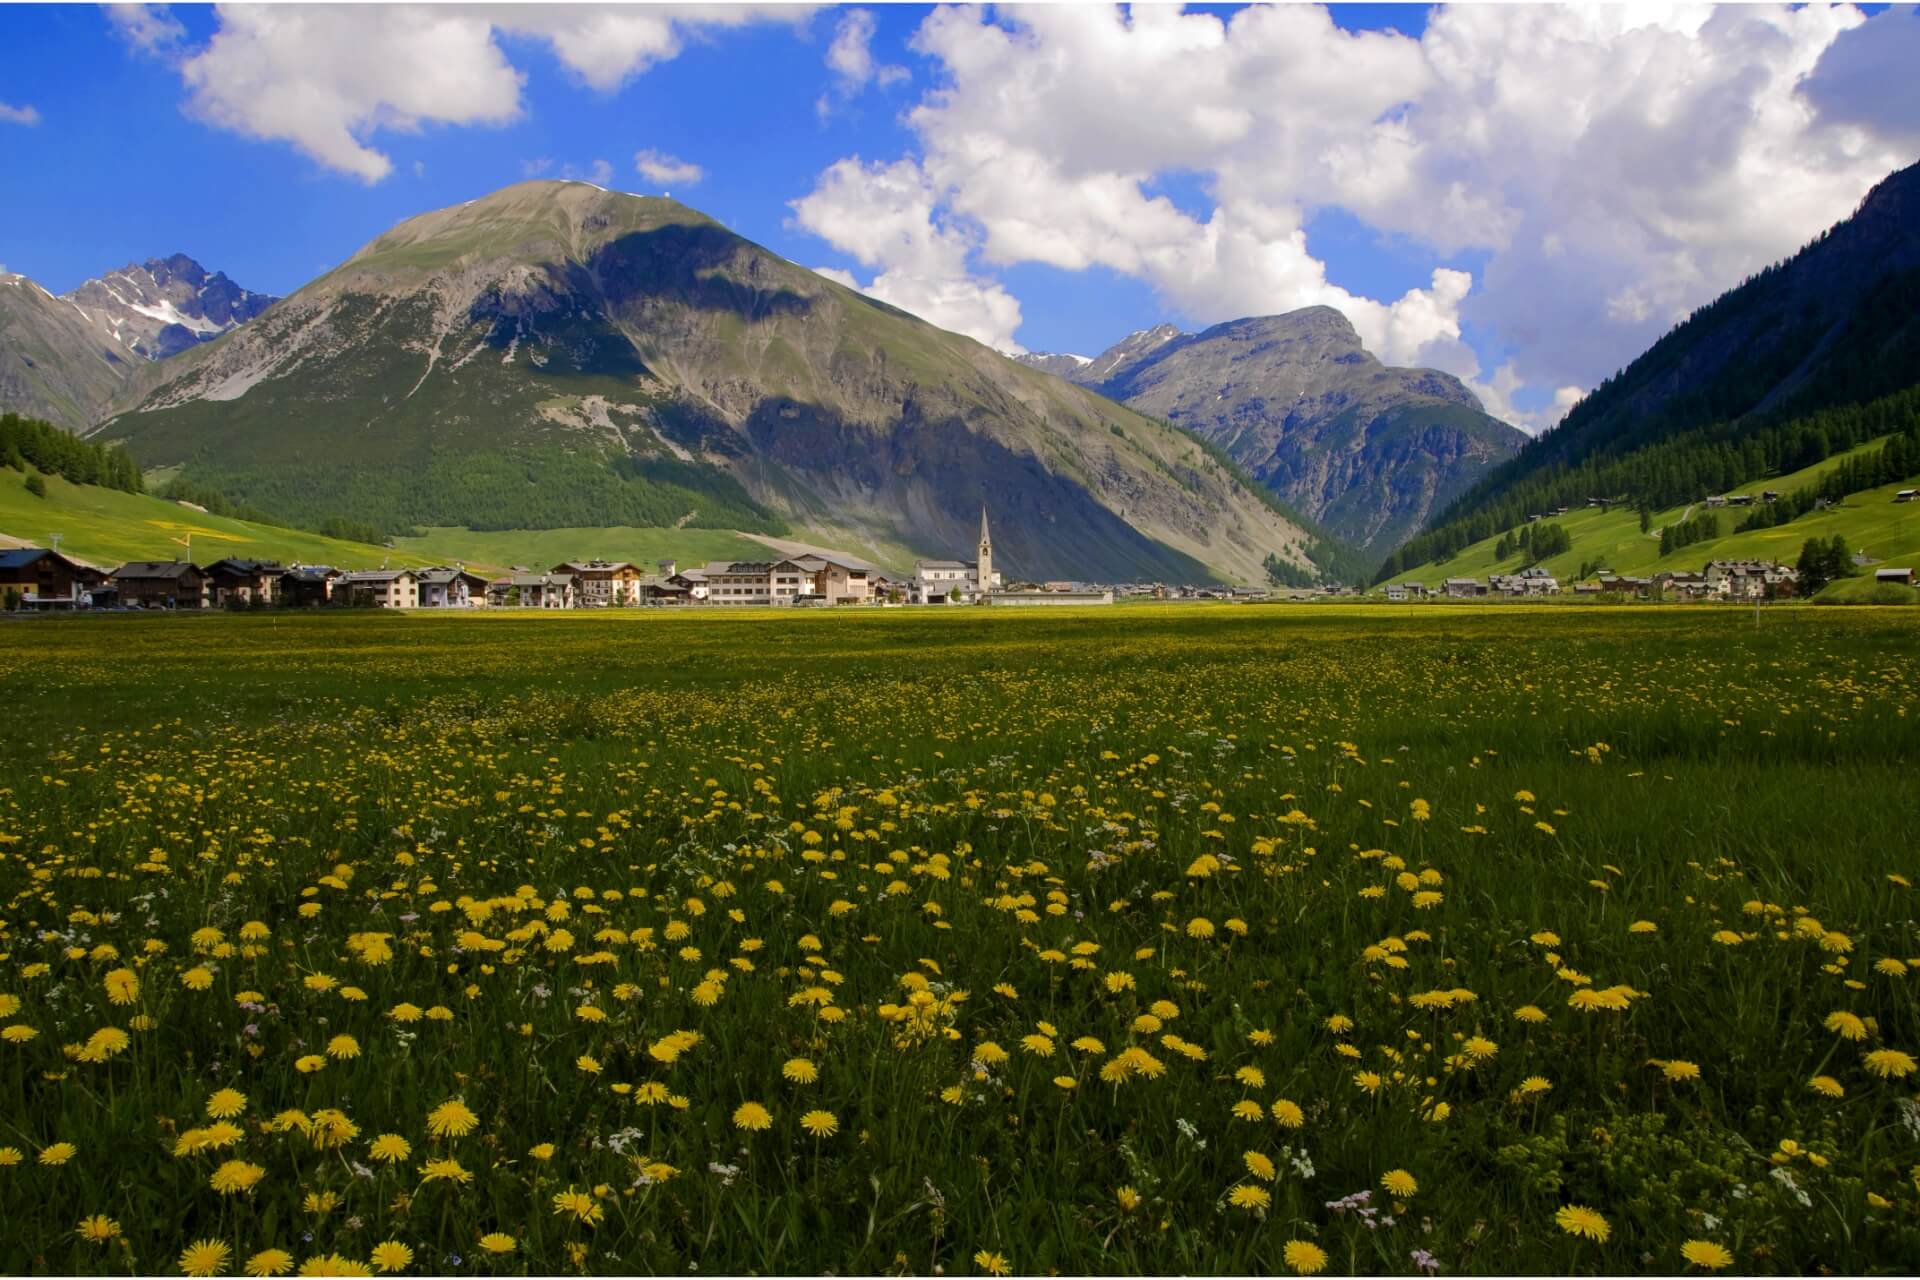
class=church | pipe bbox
[912,507,1003,603]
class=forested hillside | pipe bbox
[1380,159,1920,581]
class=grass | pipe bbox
[1413,437,1920,582]
[0,471,438,571]
[1,605,1917,1275]
[1814,575,1920,605]
[0,471,900,578]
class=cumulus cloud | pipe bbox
[0,102,39,126]
[817,9,908,118]
[1801,4,1920,146]
[790,157,1024,351]
[635,149,704,186]
[793,3,1914,430]
[125,4,806,183]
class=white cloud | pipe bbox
[129,4,807,183]
[106,3,186,55]
[790,157,1024,351]
[0,102,39,126]
[635,149,704,186]
[817,8,908,117]
[175,6,526,183]
[794,3,1915,430]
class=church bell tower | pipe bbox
[976,504,994,597]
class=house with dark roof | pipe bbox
[111,561,208,608]
[1,548,107,609]
[203,558,288,607]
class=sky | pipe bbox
[1,3,1916,432]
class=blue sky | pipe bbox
[1,4,1911,431]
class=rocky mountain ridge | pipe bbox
[1020,309,1525,551]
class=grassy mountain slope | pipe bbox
[97,181,1313,584]
[1404,438,1920,583]
[0,274,138,429]
[0,469,436,570]
[1402,160,1920,568]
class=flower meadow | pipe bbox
[0,603,1916,1276]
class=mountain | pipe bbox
[63,255,278,361]
[93,180,1316,584]
[0,272,140,429]
[0,255,277,430]
[1020,310,1526,552]
[1380,157,1920,579]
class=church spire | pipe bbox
[979,503,992,550]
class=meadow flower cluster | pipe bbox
[0,605,1915,1274]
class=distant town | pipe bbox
[0,508,1141,612]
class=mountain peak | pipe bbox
[60,255,276,362]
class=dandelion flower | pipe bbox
[782,1057,818,1083]
[1554,1204,1610,1242]
[210,1160,266,1195]
[1244,1151,1276,1181]
[732,1101,772,1131]
[478,1235,516,1255]
[1809,1075,1845,1098]
[1681,1240,1733,1270]
[76,1214,120,1244]
[1824,1011,1868,1041]
[1514,1005,1548,1024]
[1283,1240,1329,1275]
[38,1142,76,1166]
[1229,1184,1271,1211]
[418,1158,472,1185]
[1116,1186,1141,1213]
[206,1088,247,1119]
[1271,1098,1305,1128]
[1661,1060,1701,1083]
[973,1249,1011,1276]
[104,968,140,1005]
[1864,1049,1916,1079]
[551,1187,605,1226]
[245,1249,293,1277]
[369,1242,412,1274]
[368,1134,411,1163]
[800,1109,839,1138]
[426,1099,478,1139]
[325,1034,359,1059]
[1381,1168,1418,1197]
[179,1239,232,1277]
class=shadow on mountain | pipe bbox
[590,224,814,321]
[740,396,1216,583]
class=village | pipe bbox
[0,509,1137,612]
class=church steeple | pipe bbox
[976,504,994,597]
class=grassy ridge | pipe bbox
[0,470,437,569]
[1411,438,1920,582]
[0,606,1916,1275]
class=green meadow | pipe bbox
[0,605,1916,1275]
[1414,437,1920,583]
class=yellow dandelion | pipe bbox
[1681,1240,1733,1270]
[800,1109,839,1138]
[1555,1204,1610,1242]
[1381,1168,1418,1197]
[733,1101,772,1131]
[179,1239,232,1277]
[1283,1240,1329,1275]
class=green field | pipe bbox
[1413,437,1920,583]
[1,605,1916,1275]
